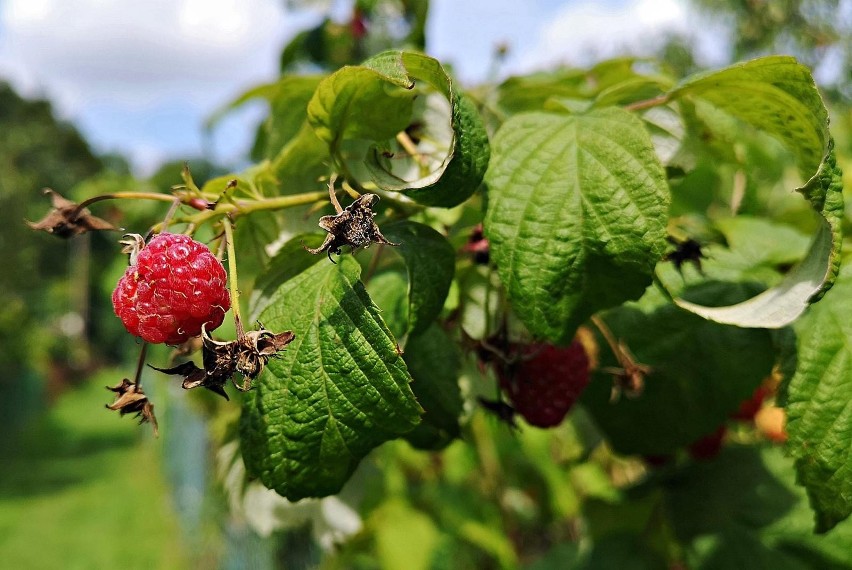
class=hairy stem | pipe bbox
[154,190,329,232]
[221,217,245,338]
[73,192,179,218]
[133,342,149,389]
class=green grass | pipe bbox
[0,370,188,569]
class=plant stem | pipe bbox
[624,94,670,112]
[156,190,329,232]
[591,314,621,363]
[72,192,179,218]
[221,217,245,338]
[133,342,149,389]
[395,131,430,172]
[362,243,385,285]
[159,198,181,233]
[327,174,343,214]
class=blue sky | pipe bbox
[0,0,722,175]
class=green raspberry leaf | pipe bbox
[671,56,827,180]
[240,256,422,500]
[582,282,776,455]
[484,107,669,343]
[363,51,490,207]
[668,57,842,327]
[249,233,325,319]
[786,265,852,532]
[307,66,415,149]
[402,325,463,450]
[665,446,852,567]
[382,220,455,337]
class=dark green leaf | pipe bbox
[579,534,667,570]
[403,325,462,450]
[233,211,278,282]
[664,446,852,568]
[249,233,326,319]
[582,282,775,455]
[382,220,455,336]
[484,107,669,343]
[241,256,421,499]
[264,76,325,159]
[366,269,409,340]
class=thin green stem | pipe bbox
[221,217,245,338]
[154,190,329,232]
[73,192,179,217]
[362,243,386,286]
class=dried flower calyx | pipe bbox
[664,235,705,274]
[106,378,159,436]
[27,189,118,238]
[151,325,295,399]
[305,177,398,263]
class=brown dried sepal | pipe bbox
[305,191,399,263]
[234,329,296,387]
[664,236,705,274]
[150,325,295,399]
[602,340,650,401]
[150,329,235,400]
[27,189,118,238]
[105,378,159,436]
[477,397,518,429]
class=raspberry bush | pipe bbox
[29,6,852,566]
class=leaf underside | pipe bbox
[669,57,842,328]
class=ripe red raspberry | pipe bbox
[498,341,590,428]
[730,381,773,422]
[112,232,230,345]
[687,425,727,461]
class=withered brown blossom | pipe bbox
[105,378,159,436]
[305,178,398,263]
[151,325,295,399]
[664,235,705,274]
[477,397,518,429]
[27,189,118,238]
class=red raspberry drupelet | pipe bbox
[112,233,231,345]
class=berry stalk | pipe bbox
[221,216,245,338]
[155,190,330,232]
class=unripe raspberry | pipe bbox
[755,406,787,443]
[498,341,590,428]
[112,232,230,345]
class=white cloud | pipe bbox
[511,0,729,74]
[0,0,322,172]
[0,0,735,174]
[0,0,289,113]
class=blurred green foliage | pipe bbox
[0,370,188,568]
